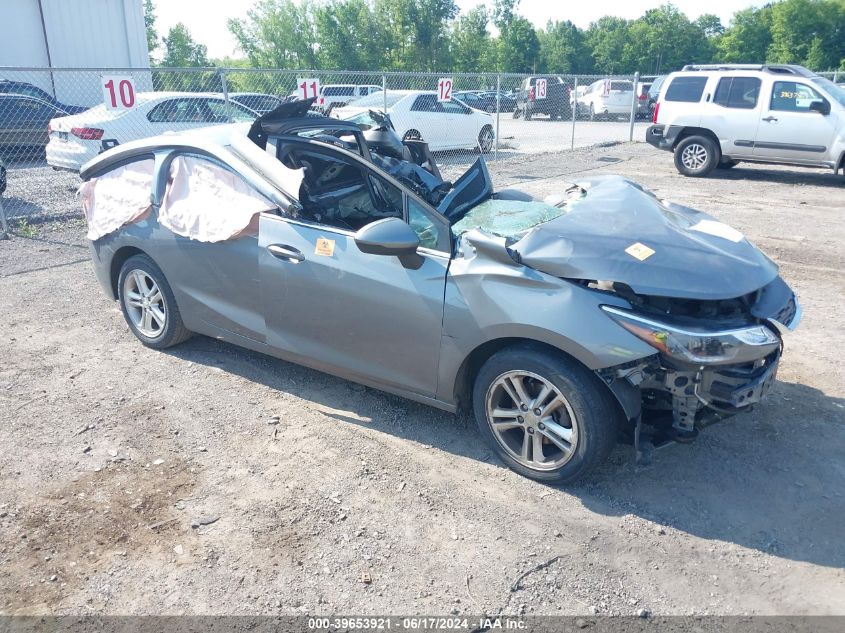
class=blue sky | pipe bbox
[155,0,769,59]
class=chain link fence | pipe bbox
[5,66,841,231]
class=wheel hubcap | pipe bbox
[485,370,578,471]
[681,143,708,170]
[123,269,166,338]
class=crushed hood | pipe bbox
[510,175,778,300]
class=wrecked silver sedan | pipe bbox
[78,102,800,483]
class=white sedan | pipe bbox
[333,90,495,152]
[46,92,256,171]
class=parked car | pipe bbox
[454,90,517,113]
[333,90,495,152]
[0,94,71,151]
[635,81,652,119]
[229,92,283,115]
[646,75,667,119]
[647,64,845,177]
[514,76,572,120]
[77,105,799,483]
[46,92,257,171]
[0,80,86,114]
[575,79,634,120]
[318,84,382,110]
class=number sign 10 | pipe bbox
[437,78,453,102]
[102,76,136,110]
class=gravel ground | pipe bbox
[1,144,844,617]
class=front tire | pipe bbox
[118,254,192,349]
[402,129,422,142]
[674,135,719,177]
[472,345,619,483]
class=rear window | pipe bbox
[609,81,632,92]
[713,77,761,109]
[664,76,708,102]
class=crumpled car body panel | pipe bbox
[508,175,779,301]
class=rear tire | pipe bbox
[477,125,494,154]
[674,135,719,177]
[472,344,619,484]
[118,254,192,349]
[512,108,522,119]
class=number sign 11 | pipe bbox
[437,78,453,102]
[102,76,136,110]
[297,78,323,105]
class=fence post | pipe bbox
[628,72,640,142]
[219,68,231,121]
[495,74,501,161]
[570,76,578,150]
[0,197,9,240]
[382,74,387,113]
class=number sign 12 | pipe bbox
[102,76,136,110]
[437,78,453,102]
[297,78,323,104]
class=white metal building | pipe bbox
[0,0,151,106]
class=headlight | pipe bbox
[601,306,781,365]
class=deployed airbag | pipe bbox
[79,159,154,240]
[158,155,274,242]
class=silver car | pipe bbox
[79,104,800,483]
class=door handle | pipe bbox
[267,244,305,263]
[762,116,778,122]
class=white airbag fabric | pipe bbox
[158,156,273,242]
[79,160,155,241]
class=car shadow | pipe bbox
[165,335,845,570]
[709,164,844,187]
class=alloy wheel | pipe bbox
[123,269,166,338]
[681,143,708,170]
[485,370,579,471]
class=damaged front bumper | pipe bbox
[596,289,800,445]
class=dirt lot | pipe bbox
[1,144,844,617]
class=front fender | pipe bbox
[435,231,656,405]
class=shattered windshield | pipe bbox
[451,199,571,240]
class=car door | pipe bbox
[407,94,444,149]
[754,80,839,163]
[440,98,476,149]
[704,76,762,158]
[258,141,450,397]
[151,152,270,342]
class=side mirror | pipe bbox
[355,216,419,256]
[809,99,830,115]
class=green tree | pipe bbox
[144,0,158,58]
[768,0,845,69]
[621,5,712,74]
[695,14,725,39]
[452,6,493,72]
[716,7,773,63]
[538,20,589,74]
[160,23,209,67]
[315,0,383,70]
[498,17,540,72]
[229,0,320,69]
[586,16,631,74]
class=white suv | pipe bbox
[646,64,845,177]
